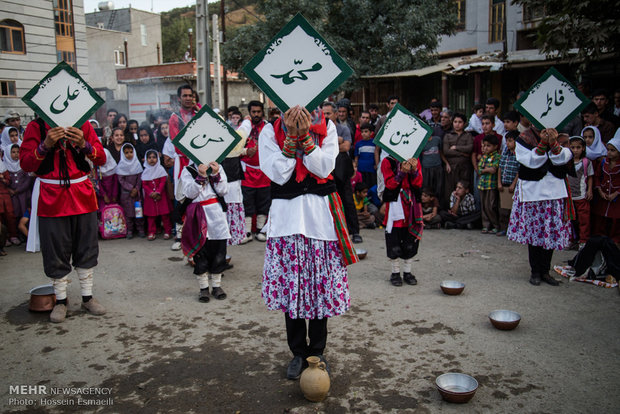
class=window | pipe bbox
[489,0,505,43]
[0,20,25,54]
[57,50,76,66]
[53,0,76,69]
[114,49,125,66]
[0,80,17,97]
[140,24,147,46]
[455,0,466,30]
[523,5,545,22]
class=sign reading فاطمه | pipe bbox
[243,13,353,112]
[21,61,105,128]
[171,104,242,167]
[373,103,433,163]
[513,67,590,131]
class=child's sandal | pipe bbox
[147,234,156,241]
[163,233,171,240]
[481,228,488,234]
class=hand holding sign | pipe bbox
[43,127,66,149]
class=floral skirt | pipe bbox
[507,186,570,250]
[262,235,350,319]
[226,202,245,246]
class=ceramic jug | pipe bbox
[299,356,330,402]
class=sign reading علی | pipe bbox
[171,105,242,167]
[22,61,105,128]
[373,103,433,163]
[513,67,590,131]
[243,13,353,112]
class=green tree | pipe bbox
[161,6,196,62]
[512,0,620,71]
[221,0,457,90]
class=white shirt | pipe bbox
[493,116,505,135]
[181,167,230,240]
[515,141,573,202]
[259,121,339,240]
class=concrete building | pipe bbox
[0,0,89,123]
[359,1,618,118]
[85,6,162,121]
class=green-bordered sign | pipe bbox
[513,67,590,131]
[243,13,353,112]
[22,61,105,128]
[171,104,242,167]
[373,103,433,162]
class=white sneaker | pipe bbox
[255,232,266,242]
[171,240,182,251]
[240,232,253,244]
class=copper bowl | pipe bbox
[226,255,231,264]
[355,248,367,260]
[29,285,56,312]
[440,281,465,295]
[489,310,521,330]
[435,373,478,403]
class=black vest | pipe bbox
[271,174,336,200]
[516,138,575,181]
[221,157,244,182]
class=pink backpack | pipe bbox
[99,203,127,239]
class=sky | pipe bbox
[82,0,216,14]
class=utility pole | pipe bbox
[212,14,223,110]
[220,0,228,110]
[196,0,212,107]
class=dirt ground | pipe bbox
[1,227,619,413]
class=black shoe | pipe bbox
[529,274,541,286]
[541,273,559,286]
[223,263,234,271]
[352,234,363,243]
[316,354,331,376]
[445,222,456,229]
[287,356,304,380]
[403,272,417,285]
[211,286,227,300]
[199,289,210,302]
[390,273,403,286]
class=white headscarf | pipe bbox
[141,149,168,181]
[115,143,143,176]
[99,148,117,177]
[582,126,607,160]
[1,126,21,148]
[162,138,177,159]
[2,143,21,173]
[607,134,620,153]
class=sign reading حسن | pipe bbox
[373,103,433,163]
[243,13,353,112]
[22,61,105,128]
[513,67,590,131]
[171,104,242,167]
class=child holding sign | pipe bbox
[381,155,424,287]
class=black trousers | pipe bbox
[385,227,419,259]
[193,239,227,275]
[39,212,99,279]
[335,176,359,235]
[439,210,481,228]
[285,314,328,358]
[527,244,554,276]
[242,186,271,216]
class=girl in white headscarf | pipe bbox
[116,143,144,238]
[0,126,21,149]
[3,143,33,221]
[581,126,607,162]
[591,133,620,243]
[97,148,118,212]
[141,149,172,240]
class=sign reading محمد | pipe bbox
[373,103,433,163]
[243,13,353,112]
[513,67,590,131]
[171,105,242,167]
[22,61,105,128]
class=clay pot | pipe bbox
[300,356,330,402]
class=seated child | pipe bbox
[421,188,441,229]
[497,130,519,236]
[353,182,376,229]
[141,150,172,240]
[116,143,145,239]
[592,135,620,243]
[567,136,593,249]
[354,123,377,189]
[440,181,480,229]
[381,155,423,287]
[477,135,500,234]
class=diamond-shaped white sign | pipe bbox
[22,61,104,128]
[243,13,353,112]
[171,105,242,167]
[373,103,433,162]
[514,67,590,131]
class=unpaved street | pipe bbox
[1,228,619,413]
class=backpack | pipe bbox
[99,204,127,239]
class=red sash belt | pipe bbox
[199,198,218,206]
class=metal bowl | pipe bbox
[29,284,56,312]
[436,373,478,403]
[440,281,465,295]
[355,248,367,260]
[489,310,521,330]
